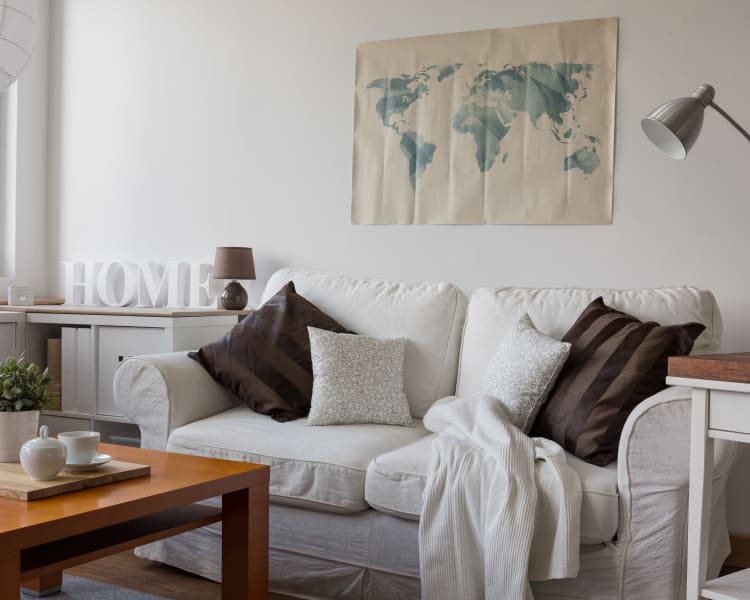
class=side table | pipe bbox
[667,352,750,600]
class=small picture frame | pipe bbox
[8,286,34,306]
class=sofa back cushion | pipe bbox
[531,297,706,466]
[456,286,722,401]
[262,269,467,418]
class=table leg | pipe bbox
[0,548,21,599]
[686,388,714,600]
[21,572,63,597]
[222,482,269,599]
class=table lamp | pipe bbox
[641,84,750,158]
[213,247,255,310]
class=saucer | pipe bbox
[63,453,112,472]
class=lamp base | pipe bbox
[220,280,248,310]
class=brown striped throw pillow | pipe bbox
[531,297,705,466]
[189,282,351,422]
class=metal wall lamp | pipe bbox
[642,84,750,158]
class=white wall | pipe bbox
[45,0,750,531]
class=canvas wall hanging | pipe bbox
[352,17,618,224]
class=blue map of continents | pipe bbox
[367,62,601,191]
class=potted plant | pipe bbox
[0,353,57,462]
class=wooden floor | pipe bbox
[67,550,292,599]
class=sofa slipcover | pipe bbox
[167,405,429,512]
[364,433,619,544]
[115,275,738,599]
[138,503,422,593]
[262,269,467,418]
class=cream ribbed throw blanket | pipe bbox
[419,396,582,600]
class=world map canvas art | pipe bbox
[352,17,618,224]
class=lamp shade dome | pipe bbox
[641,84,715,159]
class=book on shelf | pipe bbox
[61,327,94,414]
[60,328,77,412]
[76,327,93,413]
[46,338,62,410]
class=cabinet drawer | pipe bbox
[97,326,169,416]
[709,389,750,435]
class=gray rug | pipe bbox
[21,575,166,599]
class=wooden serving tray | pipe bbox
[0,460,150,501]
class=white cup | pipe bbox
[58,431,100,464]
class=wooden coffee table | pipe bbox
[0,443,269,599]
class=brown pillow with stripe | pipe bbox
[531,297,705,466]
[189,282,351,422]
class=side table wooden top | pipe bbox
[668,353,750,384]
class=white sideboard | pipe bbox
[0,305,246,445]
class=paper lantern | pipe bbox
[0,0,36,94]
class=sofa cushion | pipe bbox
[365,435,433,520]
[457,286,722,403]
[481,314,571,433]
[261,269,467,418]
[532,297,704,466]
[167,405,429,512]
[364,434,619,544]
[307,328,413,427]
[189,282,351,422]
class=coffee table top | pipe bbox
[0,444,268,547]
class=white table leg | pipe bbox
[687,388,714,600]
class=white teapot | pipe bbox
[20,425,67,480]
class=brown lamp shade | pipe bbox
[213,247,256,280]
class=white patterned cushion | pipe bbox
[481,315,571,433]
[308,328,413,427]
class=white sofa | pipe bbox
[114,269,739,600]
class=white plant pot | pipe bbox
[0,410,40,462]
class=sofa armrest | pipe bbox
[113,352,238,450]
[615,385,740,598]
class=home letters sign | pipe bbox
[63,261,217,308]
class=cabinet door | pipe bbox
[97,326,169,416]
[0,323,15,360]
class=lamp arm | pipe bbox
[709,101,750,143]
